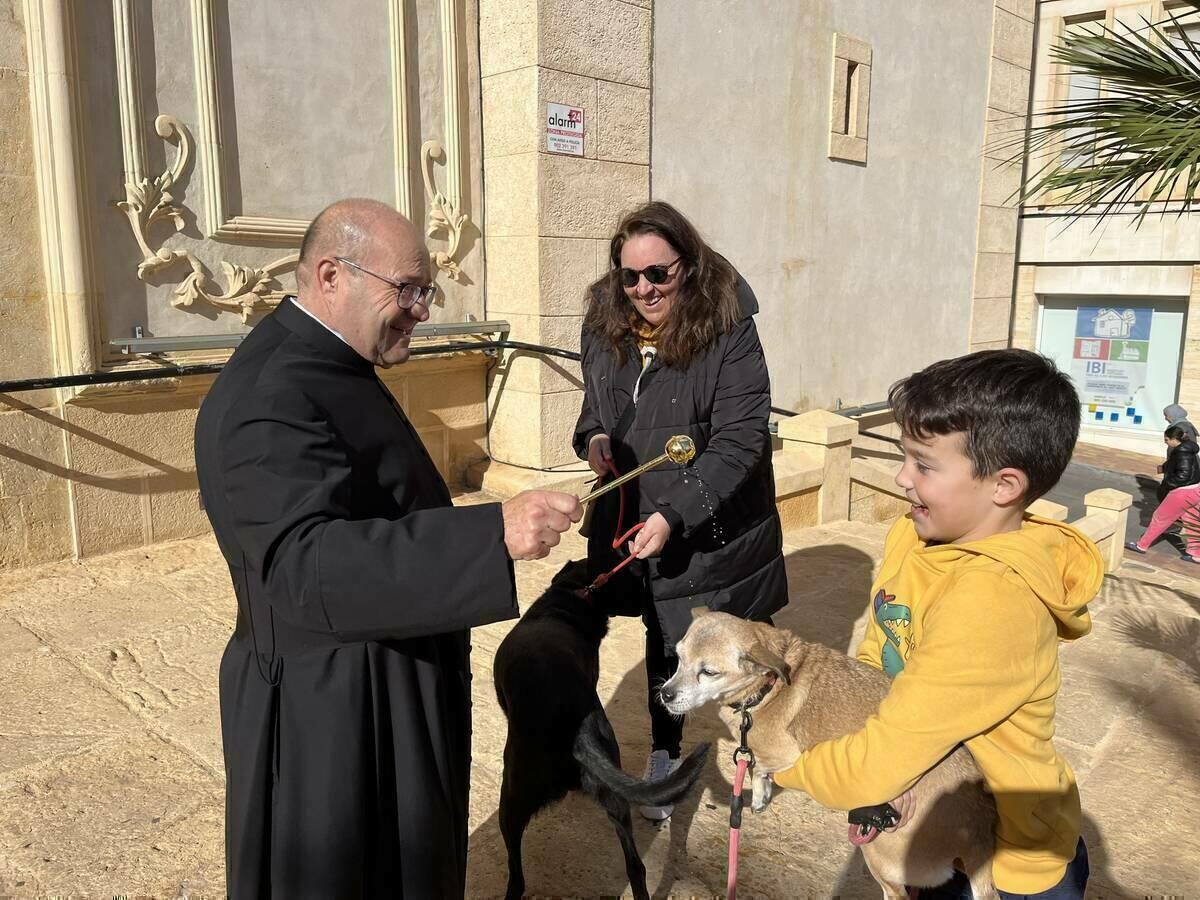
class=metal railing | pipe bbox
[0,320,591,395]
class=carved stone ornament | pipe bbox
[421,139,469,281]
[117,113,297,323]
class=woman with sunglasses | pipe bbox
[574,201,789,820]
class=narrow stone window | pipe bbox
[829,33,872,164]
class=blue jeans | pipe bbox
[915,837,1089,899]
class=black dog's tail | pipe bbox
[572,710,710,806]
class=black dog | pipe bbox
[493,561,710,900]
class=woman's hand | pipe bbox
[630,512,672,559]
[588,433,613,476]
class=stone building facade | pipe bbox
[1015,0,1200,454]
[0,0,1035,567]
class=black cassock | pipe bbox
[195,298,517,898]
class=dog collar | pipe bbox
[729,672,778,713]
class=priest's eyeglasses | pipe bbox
[335,257,436,311]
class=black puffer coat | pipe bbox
[573,278,788,648]
[1160,438,1200,500]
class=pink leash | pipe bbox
[726,704,757,900]
[727,754,751,899]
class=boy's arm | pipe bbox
[773,570,1041,809]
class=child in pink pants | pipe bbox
[1127,483,1200,562]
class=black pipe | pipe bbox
[771,400,891,419]
[0,340,583,394]
[860,430,902,446]
[0,364,228,393]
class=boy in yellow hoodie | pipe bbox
[773,349,1103,898]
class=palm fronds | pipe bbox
[1011,6,1200,224]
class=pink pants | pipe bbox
[1137,484,1200,555]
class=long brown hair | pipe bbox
[583,201,742,368]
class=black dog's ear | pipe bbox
[739,644,792,686]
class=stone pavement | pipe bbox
[0,499,1197,898]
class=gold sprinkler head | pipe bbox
[664,435,696,465]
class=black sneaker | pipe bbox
[1125,541,1147,554]
[1182,554,1200,565]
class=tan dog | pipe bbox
[659,610,998,899]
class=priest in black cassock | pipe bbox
[195,198,581,898]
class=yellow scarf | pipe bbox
[627,313,660,365]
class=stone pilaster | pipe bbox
[968,0,1035,353]
[480,0,651,474]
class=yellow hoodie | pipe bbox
[773,514,1103,894]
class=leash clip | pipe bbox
[731,708,755,768]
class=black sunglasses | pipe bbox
[618,257,682,289]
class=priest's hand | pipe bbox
[502,490,583,560]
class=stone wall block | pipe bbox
[0,489,71,568]
[0,0,27,70]
[485,235,540,317]
[19,488,73,563]
[539,0,651,88]
[0,405,67,498]
[484,152,539,237]
[992,7,1035,67]
[492,313,582,394]
[480,0,538,77]
[978,205,1019,255]
[539,388,585,467]
[65,403,201,474]
[973,251,1016,300]
[969,295,1014,346]
[482,67,540,158]
[487,386,544,467]
[979,157,1023,208]
[0,292,55,383]
[73,481,145,558]
[996,0,1035,22]
[487,385,584,469]
[0,495,23,565]
[148,484,207,545]
[406,364,489,431]
[595,81,650,165]
[0,69,33,174]
[540,156,649,238]
[987,58,1031,117]
[538,237,596,316]
[983,108,1026,164]
[0,175,46,300]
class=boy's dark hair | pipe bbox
[888,349,1080,503]
[1166,425,1189,442]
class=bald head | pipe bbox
[298,198,425,289]
[293,198,432,367]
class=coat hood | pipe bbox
[734,273,759,318]
[911,516,1102,641]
